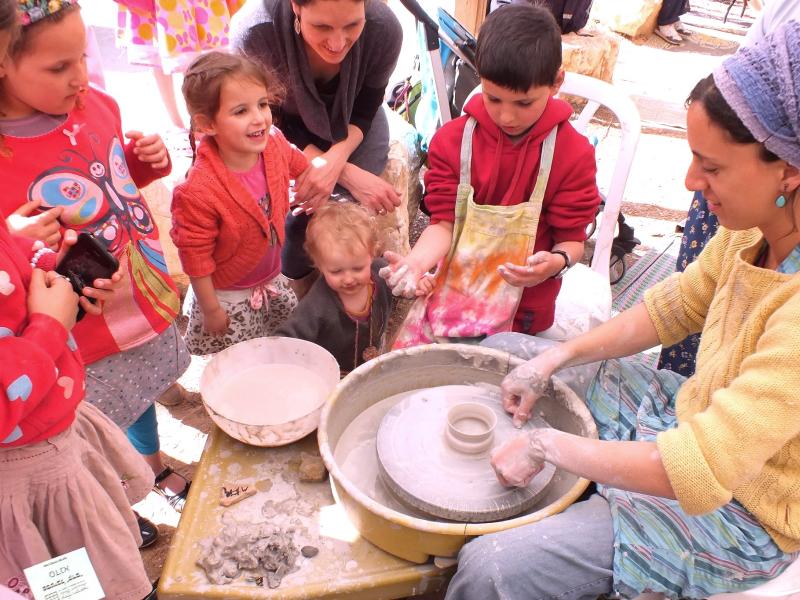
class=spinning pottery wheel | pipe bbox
[375,385,556,522]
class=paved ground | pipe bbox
[77,0,756,589]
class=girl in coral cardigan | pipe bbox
[172,51,309,355]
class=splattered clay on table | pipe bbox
[196,521,299,588]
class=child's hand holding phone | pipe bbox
[27,269,80,332]
[54,231,122,319]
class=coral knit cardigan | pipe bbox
[170,128,308,289]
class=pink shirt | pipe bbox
[225,155,281,289]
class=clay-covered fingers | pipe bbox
[501,362,553,428]
[490,433,546,488]
[379,251,419,298]
[497,251,552,288]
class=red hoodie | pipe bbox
[424,94,600,334]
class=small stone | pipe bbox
[298,454,328,482]
[301,545,319,558]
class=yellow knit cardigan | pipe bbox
[646,227,800,552]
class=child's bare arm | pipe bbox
[190,276,229,335]
[380,221,454,298]
[124,130,172,187]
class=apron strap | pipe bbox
[458,117,478,186]
[528,126,558,205]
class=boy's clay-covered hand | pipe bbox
[126,130,170,170]
[491,430,546,488]
[498,250,562,288]
[27,268,80,332]
[7,198,63,250]
[379,250,423,298]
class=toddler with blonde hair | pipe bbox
[276,201,391,374]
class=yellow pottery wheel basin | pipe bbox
[200,337,339,447]
[318,343,598,563]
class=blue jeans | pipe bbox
[445,495,614,600]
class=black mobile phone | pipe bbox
[56,233,120,321]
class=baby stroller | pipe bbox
[391,0,640,284]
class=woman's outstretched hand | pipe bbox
[491,430,547,487]
[344,167,401,215]
[501,359,555,428]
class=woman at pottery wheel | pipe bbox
[231,0,403,296]
[446,22,800,600]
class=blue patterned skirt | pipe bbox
[587,358,797,598]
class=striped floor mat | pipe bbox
[611,238,679,369]
[612,238,679,314]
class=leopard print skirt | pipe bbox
[182,275,297,355]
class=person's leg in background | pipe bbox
[655,0,691,44]
[658,191,718,376]
[445,494,614,600]
[127,404,191,512]
[152,67,186,130]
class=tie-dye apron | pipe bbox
[393,119,557,348]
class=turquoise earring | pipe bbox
[776,195,787,208]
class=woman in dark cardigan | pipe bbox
[231,0,403,292]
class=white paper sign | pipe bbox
[23,548,105,600]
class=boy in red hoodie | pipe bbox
[383,3,601,346]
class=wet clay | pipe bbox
[376,385,555,522]
[211,364,328,425]
[196,521,299,588]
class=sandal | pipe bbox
[142,578,158,600]
[135,512,159,549]
[654,25,683,45]
[153,466,191,512]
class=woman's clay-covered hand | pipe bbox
[27,268,80,331]
[501,360,554,427]
[293,152,348,211]
[491,430,547,487]
[498,251,562,288]
[6,198,63,250]
[379,250,424,298]
[344,167,401,215]
[203,305,231,335]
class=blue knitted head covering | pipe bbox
[713,20,800,168]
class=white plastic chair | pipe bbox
[633,558,800,600]
[463,72,641,340]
